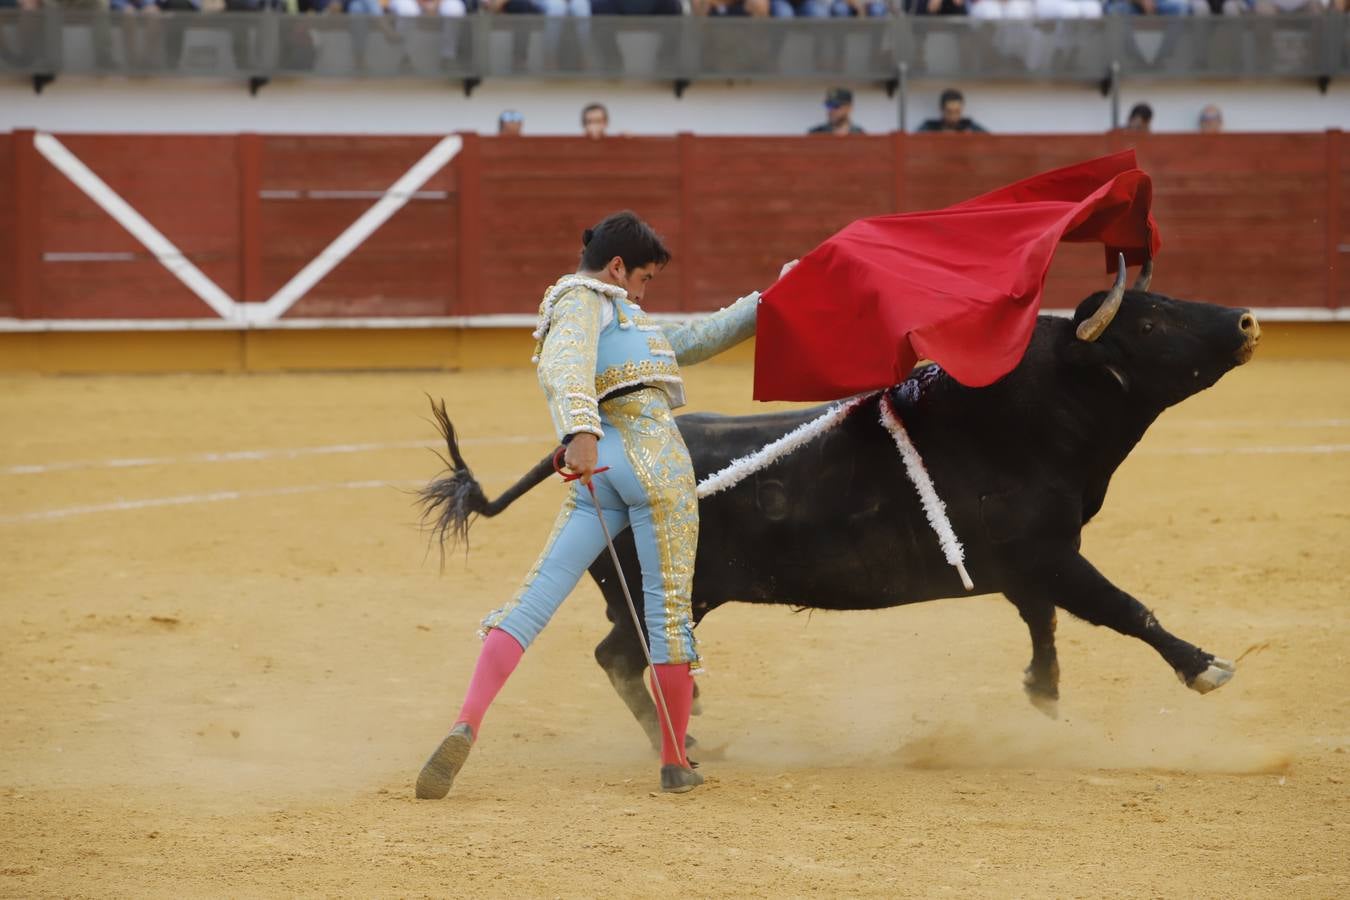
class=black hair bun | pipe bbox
[582,228,594,246]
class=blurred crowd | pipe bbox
[496,91,1229,137]
[0,0,1342,16]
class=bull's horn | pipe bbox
[1133,259,1153,292]
[1076,253,1127,343]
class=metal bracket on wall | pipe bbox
[893,61,908,133]
[463,77,481,97]
[673,78,690,99]
[1317,75,1331,94]
[32,73,55,95]
[248,76,269,97]
[1101,61,1121,130]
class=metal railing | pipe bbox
[0,9,1345,84]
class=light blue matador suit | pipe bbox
[479,274,760,669]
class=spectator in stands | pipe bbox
[499,110,525,135]
[591,0,679,11]
[696,0,771,13]
[109,0,198,70]
[1030,0,1100,14]
[1245,0,1329,10]
[908,0,969,15]
[392,0,471,71]
[0,0,43,69]
[481,0,588,14]
[1125,102,1152,132]
[969,0,1034,17]
[1199,104,1223,133]
[110,0,161,70]
[917,88,988,133]
[582,102,609,139]
[224,0,322,72]
[972,0,1102,17]
[808,87,865,134]
[48,0,115,67]
[773,0,886,15]
[1105,0,1195,14]
[393,0,469,16]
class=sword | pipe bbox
[554,447,688,769]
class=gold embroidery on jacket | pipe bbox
[595,359,684,398]
[536,286,604,440]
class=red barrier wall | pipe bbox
[3,129,1345,324]
[0,132,14,320]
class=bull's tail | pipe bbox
[418,397,557,555]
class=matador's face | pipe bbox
[604,259,657,305]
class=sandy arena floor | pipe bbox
[1,357,1348,898]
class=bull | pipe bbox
[421,259,1262,750]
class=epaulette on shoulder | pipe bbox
[531,275,628,364]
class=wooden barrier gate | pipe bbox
[1,129,1345,370]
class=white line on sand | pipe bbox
[0,479,423,525]
[2,435,555,477]
[4,441,1347,525]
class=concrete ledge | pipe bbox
[0,324,1337,374]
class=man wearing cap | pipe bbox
[917,88,989,133]
[498,110,524,136]
[809,88,865,135]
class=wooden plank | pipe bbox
[33,134,233,320]
[678,131,696,313]
[12,130,41,319]
[891,131,905,213]
[56,135,242,303]
[474,137,684,314]
[0,132,15,318]
[1327,129,1342,312]
[260,135,453,192]
[238,133,263,304]
[456,132,482,317]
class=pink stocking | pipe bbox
[650,663,694,768]
[454,628,524,736]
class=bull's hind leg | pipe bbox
[1018,552,1235,695]
[1004,591,1061,718]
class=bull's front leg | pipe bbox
[589,549,699,753]
[1008,551,1235,695]
[1003,590,1061,718]
[593,621,663,750]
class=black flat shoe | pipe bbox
[415,723,474,800]
[660,764,704,794]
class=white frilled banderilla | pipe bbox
[694,391,974,592]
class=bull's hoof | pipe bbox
[415,722,474,800]
[1025,687,1060,720]
[1184,657,1236,695]
[1023,667,1059,719]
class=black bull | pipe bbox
[422,267,1263,750]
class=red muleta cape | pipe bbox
[753,150,1162,401]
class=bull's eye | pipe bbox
[1140,320,1155,335]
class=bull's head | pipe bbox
[1062,254,1261,409]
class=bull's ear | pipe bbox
[1059,339,1130,391]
